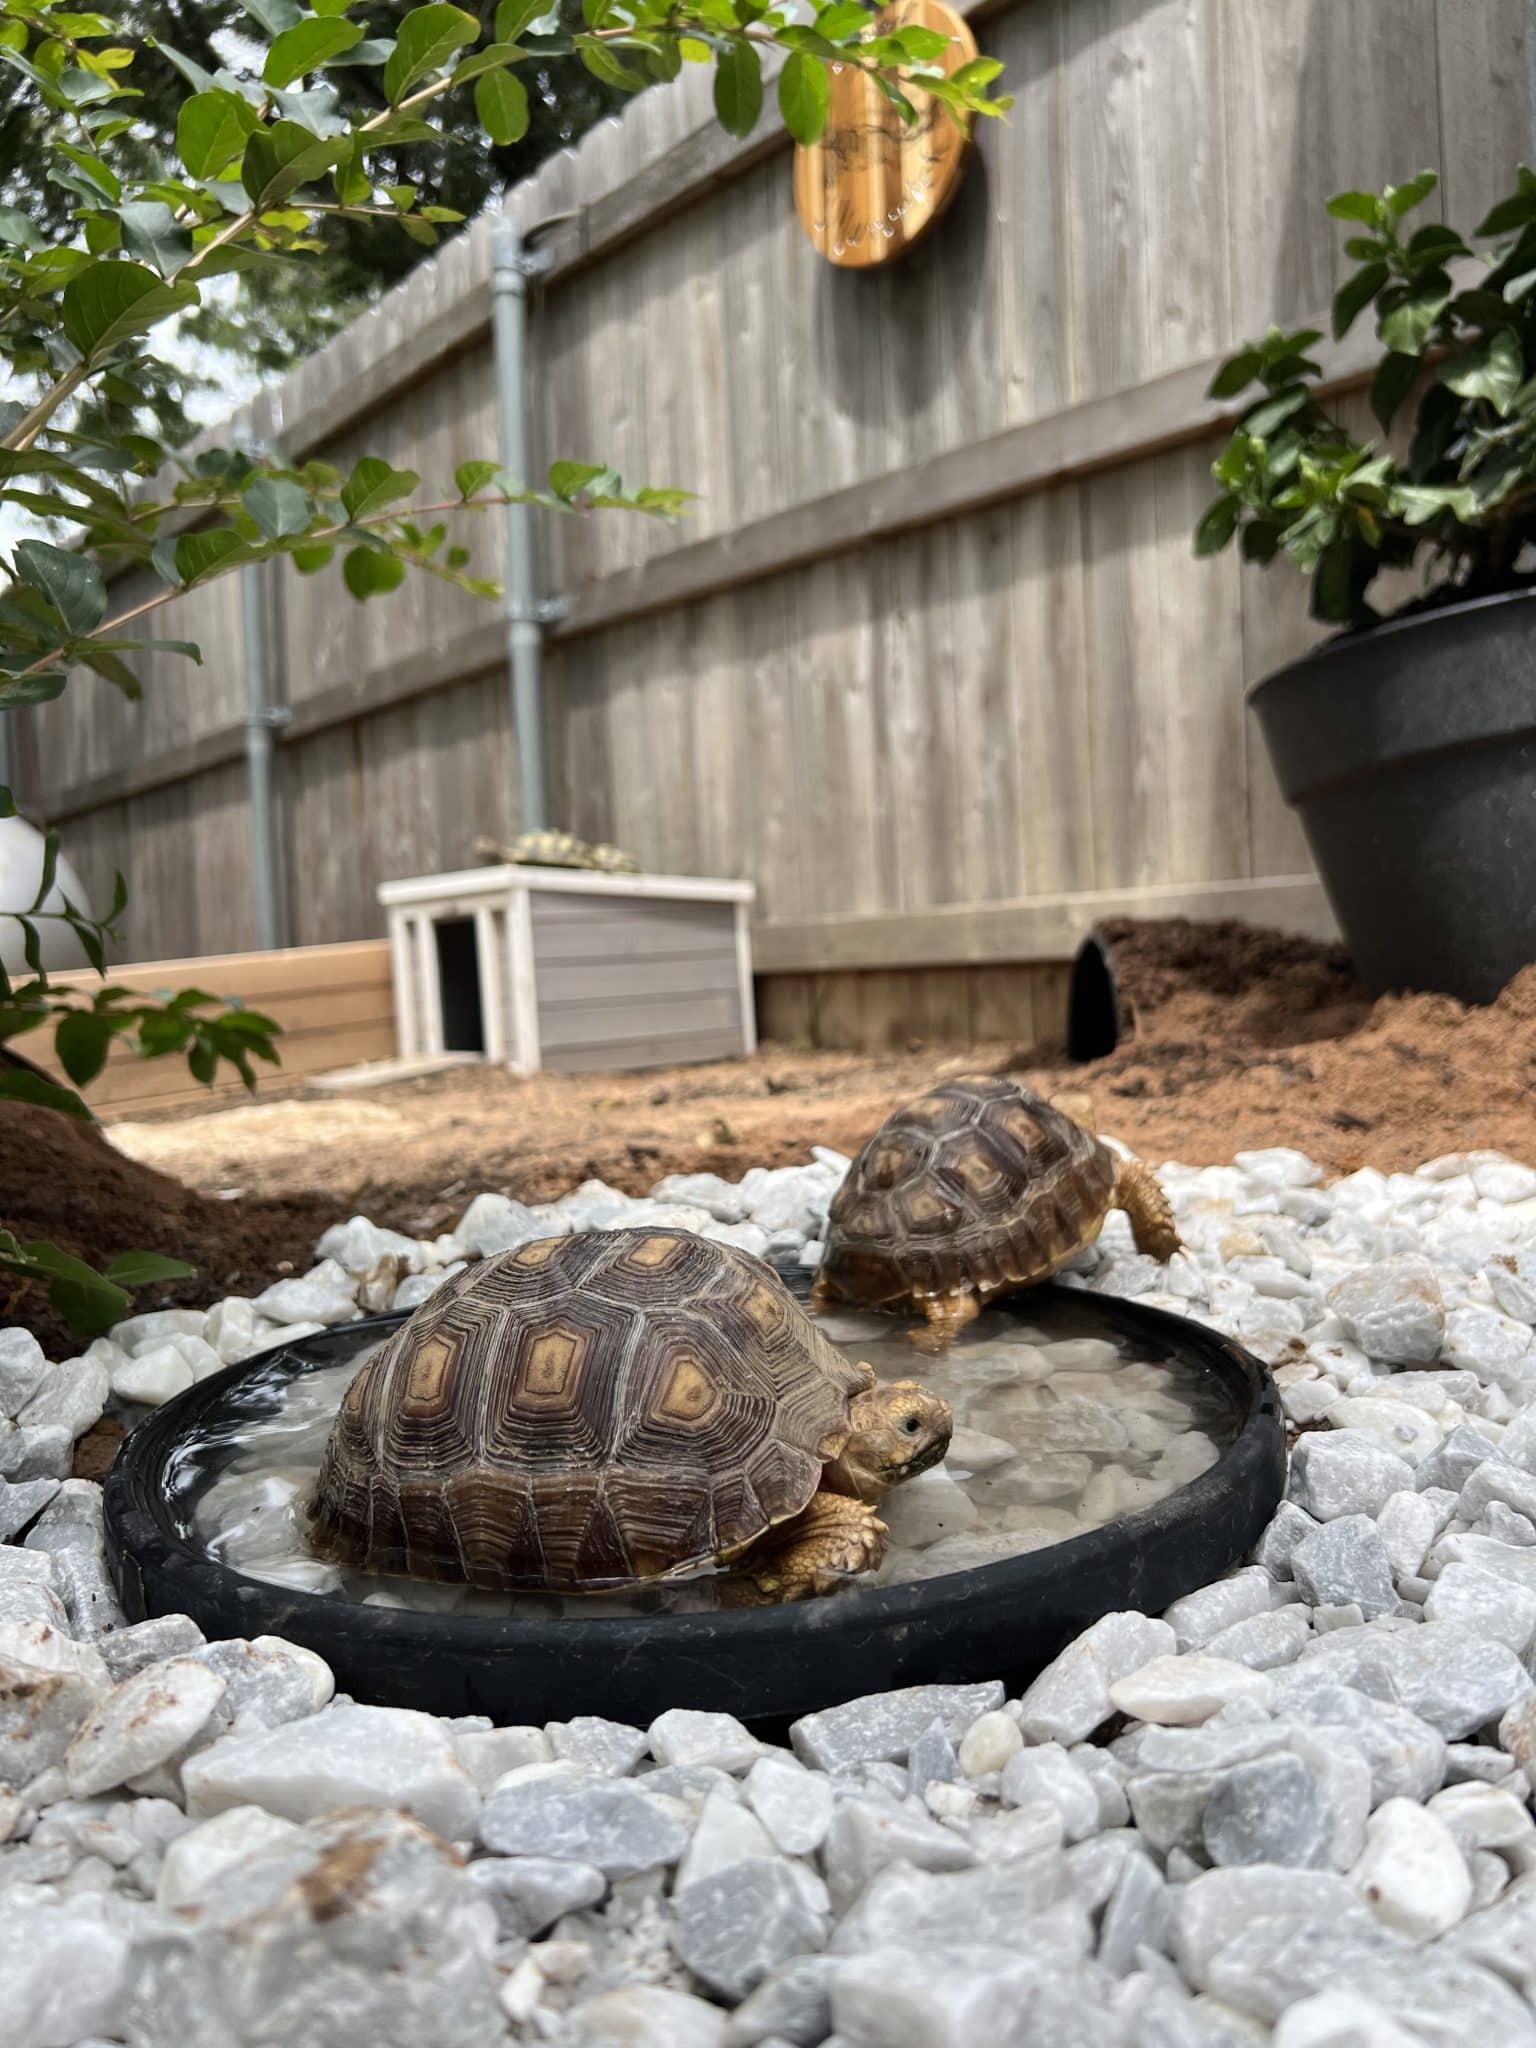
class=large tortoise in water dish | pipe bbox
[815,1078,1180,1347]
[309,1228,950,1603]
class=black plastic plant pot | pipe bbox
[1251,587,1536,1004]
[104,1292,1285,1728]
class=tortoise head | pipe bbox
[824,1376,952,1502]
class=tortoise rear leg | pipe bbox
[809,1271,836,1313]
[723,1492,887,1605]
[908,1288,981,1355]
[1113,1157,1181,1261]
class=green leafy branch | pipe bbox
[1196,168,1536,625]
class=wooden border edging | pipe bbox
[750,876,1339,973]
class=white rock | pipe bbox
[1351,1797,1472,1937]
[1110,1655,1274,1726]
[790,1682,1002,1771]
[566,1985,727,2048]
[1291,1431,1414,1521]
[156,1803,308,1912]
[1016,1613,1177,1744]
[17,1355,108,1440]
[1424,1562,1536,1651]
[0,1328,49,1418]
[649,1708,761,1774]
[1426,1780,1536,1855]
[315,1214,424,1276]
[108,1307,206,1354]
[1328,1396,1442,1464]
[182,1702,480,1840]
[1272,1990,1422,2048]
[1237,1149,1322,1189]
[110,1342,193,1406]
[252,1259,359,1327]
[65,1656,227,1797]
[957,1710,1021,1778]
[675,1788,778,1890]
[1328,1258,1445,1364]
[1474,1161,1536,1204]
[455,1191,549,1256]
[877,1468,979,1549]
[1444,1305,1536,1392]
[744,1753,834,1856]
[0,1892,130,2047]
[998,1742,1100,1840]
[455,1725,551,1790]
[1163,1570,1277,1651]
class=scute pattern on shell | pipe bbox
[308,1228,868,1591]
[819,1078,1116,1309]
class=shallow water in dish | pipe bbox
[180,1291,1237,1615]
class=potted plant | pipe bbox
[1197,167,1536,1003]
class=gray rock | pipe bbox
[0,1422,72,1482]
[1202,1752,1330,1868]
[1016,1612,1177,1745]
[1328,1258,1444,1364]
[1254,1502,1322,1582]
[547,1714,648,1775]
[465,1853,605,1937]
[999,1741,1101,1841]
[1291,1433,1414,1521]
[672,1856,827,2002]
[18,1356,108,1442]
[480,1776,686,1876]
[0,1654,104,1788]
[1281,1683,1447,1802]
[744,1753,834,1856]
[565,1986,727,2048]
[1201,1606,1312,1671]
[23,1481,125,1636]
[1163,1570,1277,1651]
[0,1476,59,1542]
[790,1682,1003,1771]
[830,1851,1071,1954]
[97,1615,207,1683]
[1174,1866,1371,1989]
[675,1787,777,1890]
[1098,1850,1174,1977]
[1291,1517,1399,1619]
[906,1720,958,1799]
[831,1943,1125,2048]
[822,1794,974,1910]
[1416,1424,1500,1495]
[723,1956,838,2047]
[191,1635,332,1735]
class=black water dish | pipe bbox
[104,1289,1285,1727]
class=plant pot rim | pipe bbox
[1248,584,1536,708]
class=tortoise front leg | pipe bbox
[1113,1156,1181,1261]
[723,1492,887,1605]
[908,1287,981,1355]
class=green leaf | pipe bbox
[1325,188,1383,225]
[496,0,551,36]
[1370,350,1419,432]
[1438,328,1524,414]
[455,459,500,499]
[12,540,107,635]
[777,52,829,145]
[241,120,349,207]
[0,206,44,249]
[0,672,68,710]
[60,260,198,364]
[116,201,193,278]
[548,459,613,499]
[1331,260,1388,340]
[242,475,313,539]
[54,1009,113,1088]
[0,788,13,819]
[241,0,302,30]
[815,1,871,37]
[383,2,479,102]
[713,39,762,138]
[1377,271,1452,355]
[341,456,419,519]
[156,528,249,587]
[177,89,262,182]
[1192,495,1239,557]
[475,66,528,144]
[290,543,335,572]
[343,545,408,598]
[264,14,364,84]
[1385,169,1437,217]
[453,40,528,82]
[1207,348,1262,400]
[0,1069,93,1119]
[1241,387,1308,438]
[102,1250,196,1287]
[578,37,646,88]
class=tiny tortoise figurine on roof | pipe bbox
[815,1078,1181,1348]
[308,1228,951,1604]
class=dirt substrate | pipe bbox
[10,916,1536,1353]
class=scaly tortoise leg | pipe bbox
[723,1491,887,1605]
[808,1272,836,1314]
[1113,1156,1181,1261]
[908,1288,981,1355]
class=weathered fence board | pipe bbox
[17,0,1529,1051]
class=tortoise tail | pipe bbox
[1113,1156,1181,1262]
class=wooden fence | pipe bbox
[14,0,1528,1048]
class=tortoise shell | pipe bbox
[819,1078,1116,1310]
[308,1227,869,1591]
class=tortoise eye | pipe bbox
[901,1414,921,1435]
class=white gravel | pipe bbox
[8,1142,1536,2041]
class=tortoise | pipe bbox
[308,1227,951,1604]
[814,1078,1180,1347]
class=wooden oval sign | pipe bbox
[792,0,978,269]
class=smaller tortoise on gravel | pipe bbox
[815,1078,1181,1347]
[309,1227,950,1603]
